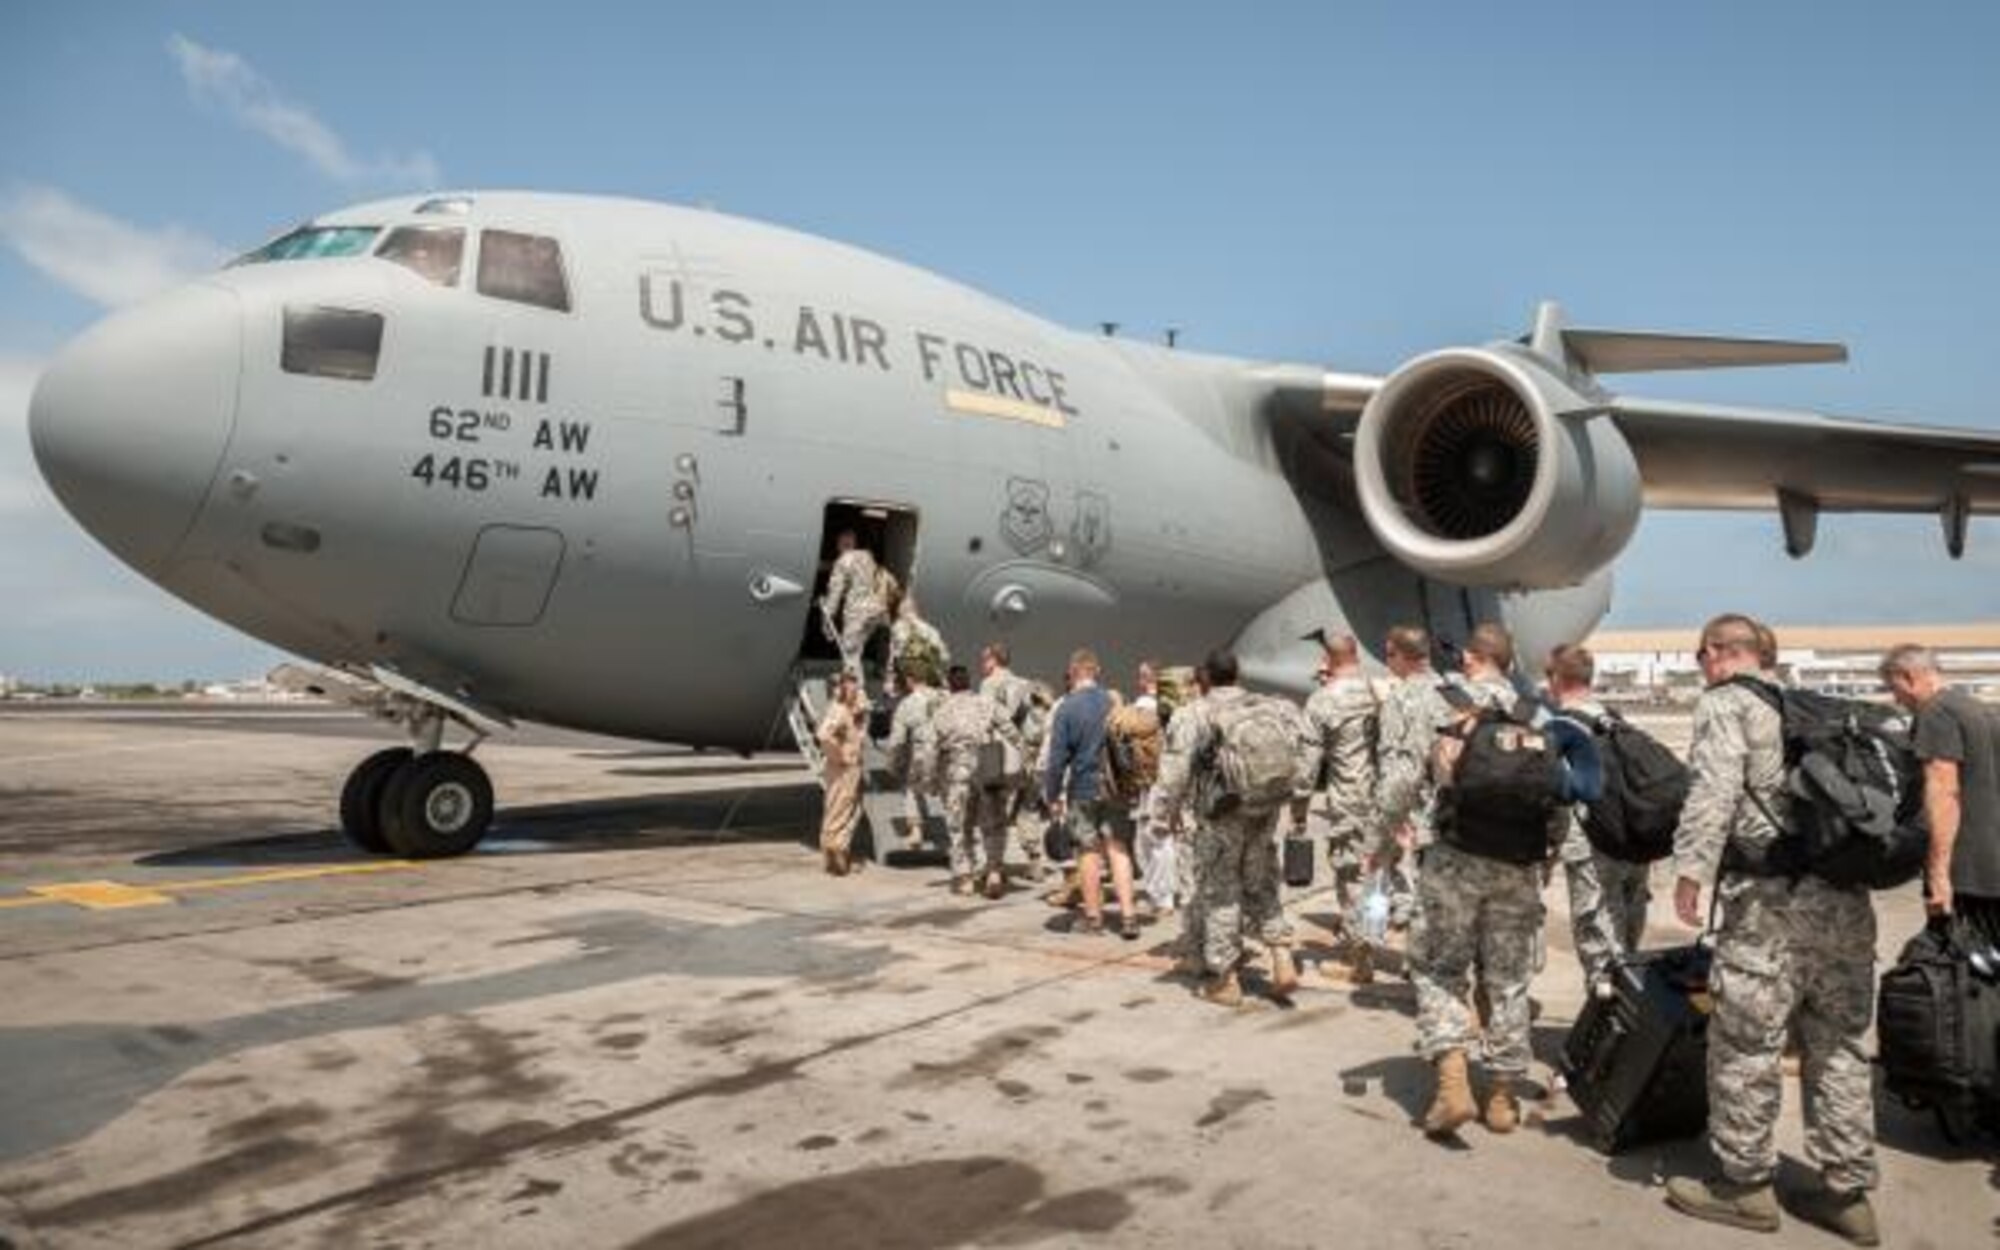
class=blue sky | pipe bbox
[3,2,1998,680]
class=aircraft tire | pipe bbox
[381,752,494,858]
[339,747,412,854]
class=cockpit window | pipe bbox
[233,226,380,266]
[376,226,464,287]
[282,306,383,381]
[476,230,570,312]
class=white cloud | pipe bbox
[0,187,226,307]
[168,33,440,188]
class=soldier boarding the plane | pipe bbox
[1664,616,1881,1246]
[928,664,1027,899]
[1412,624,1568,1139]
[884,658,946,850]
[1291,633,1381,982]
[1370,626,1452,943]
[820,530,893,686]
[1544,644,1665,1001]
[979,642,1054,883]
[1154,650,1304,1006]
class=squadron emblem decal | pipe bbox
[1070,490,1112,568]
[1000,478,1053,555]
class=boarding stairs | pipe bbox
[787,664,950,866]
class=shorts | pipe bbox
[1068,798,1134,853]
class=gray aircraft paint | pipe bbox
[29,192,2000,749]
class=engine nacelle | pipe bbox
[1353,345,1641,589]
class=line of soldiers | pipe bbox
[817,571,1900,1245]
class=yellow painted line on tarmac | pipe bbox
[166,860,418,892]
[29,880,176,909]
[3,859,421,914]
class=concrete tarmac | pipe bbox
[0,706,1990,1248]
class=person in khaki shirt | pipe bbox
[816,671,869,876]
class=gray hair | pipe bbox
[1878,644,1940,680]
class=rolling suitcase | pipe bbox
[1561,944,1712,1153]
[1877,918,2000,1143]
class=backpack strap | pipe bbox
[1723,673,1785,714]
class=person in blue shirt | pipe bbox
[1043,648,1140,938]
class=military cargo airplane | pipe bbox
[27,191,2000,857]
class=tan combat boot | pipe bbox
[1421,1050,1477,1137]
[1664,1175,1781,1234]
[1790,1185,1880,1247]
[1197,971,1244,1008]
[1269,946,1300,999]
[1483,1076,1519,1134]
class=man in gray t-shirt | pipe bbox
[1882,644,2000,943]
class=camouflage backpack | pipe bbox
[1204,695,1304,817]
[1154,666,1198,724]
[899,629,944,687]
[1103,703,1163,804]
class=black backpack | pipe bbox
[1436,701,1567,865]
[1727,677,1927,890]
[1580,711,1690,864]
[1877,918,1999,1143]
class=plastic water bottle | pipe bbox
[1358,871,1392,946]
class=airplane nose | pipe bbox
[29,282,242,577]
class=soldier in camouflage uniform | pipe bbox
[1544,643,1651,999]
[928,664,1028,899]
[820,530,889,684]
[1409,623,1550,1138]
[1664,616,1880,1246]
[1371,626,1451,931]
[978,642,1051,881]
[1156,666,1212,971]
[1153,651,1300,1007]
[888,594,950,689]
[1292,634,1380,977]
[884,659,946,850]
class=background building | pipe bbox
[1586,623,2000,702]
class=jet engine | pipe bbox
[1352,345,1641,588]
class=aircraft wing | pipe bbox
[1607,397,2000,555]
[1293,305,2000,560]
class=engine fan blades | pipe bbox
[1409,386,1537,539]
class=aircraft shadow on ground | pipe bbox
[0,908,903,1166]
[135,783,825,870]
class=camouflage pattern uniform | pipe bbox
[1372,671,1451,925]
[885,685,945,844]
[1155,686,1298,976]
[981,668,1048,874]
[822,548,888,682]
[928,689,1028,885]
[1675,679,1878,1194]
[1554,697,1651,993]
[888,614,949,687]
[1411,675,1549,1080]
[1155,698,1208,955]
[1293,673,1379,909]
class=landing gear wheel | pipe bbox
[381,752,494,858]
[339,747,412,854]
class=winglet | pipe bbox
[1523,300,1848,374]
